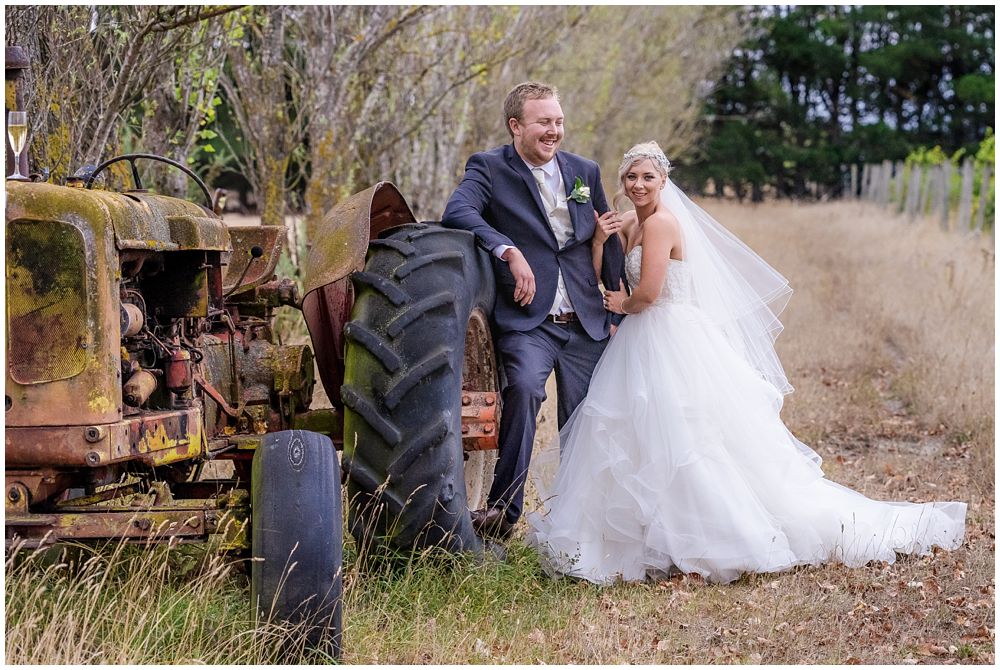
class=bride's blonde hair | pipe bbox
[612,141,672,211]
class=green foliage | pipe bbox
[975,128,995,166]
[902,131,995,227]
[689,5,995,198]
[905,145,951,167]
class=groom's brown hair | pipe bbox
[503,81,559,138]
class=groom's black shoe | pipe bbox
[471,507,515,540]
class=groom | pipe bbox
[442,81,625,539]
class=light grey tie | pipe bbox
[531,167,556,213]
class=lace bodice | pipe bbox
[625,246,692,305]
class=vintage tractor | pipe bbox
[4,51,502,657]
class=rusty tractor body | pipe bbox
[6,177,297,542]
[5,173,501,547]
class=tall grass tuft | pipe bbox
[4,536,335,664]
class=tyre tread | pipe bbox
[394,251,464,279]
[341,385,403,446]
[343,322,402,372]
[383,348,453,410]
[350,270,409,306]
[386,291,456,338]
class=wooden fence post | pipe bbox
[920,165,934,218]
[905,164,922,219]
[880,160,893,206]
[956,158,975,231]
[938,162,952,230]
[892,161,906,212]
[862,163,873,199]
[973,163,993,233]
[850,164,858,199]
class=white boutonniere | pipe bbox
[569,176,591,204]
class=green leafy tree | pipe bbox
[690,5,995,198]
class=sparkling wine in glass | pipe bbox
[7,111,27,180]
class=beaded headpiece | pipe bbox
[622,148,671,175]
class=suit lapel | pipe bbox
[506,145,558,249]
[557,153,582,243]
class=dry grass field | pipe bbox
[520,199,995,664]
[5,200,994,664]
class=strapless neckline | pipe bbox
[626,245,685,264]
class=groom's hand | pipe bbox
[501,247,536,306]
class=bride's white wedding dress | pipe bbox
[527,246,966,585]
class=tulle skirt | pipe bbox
[525,301,966,585]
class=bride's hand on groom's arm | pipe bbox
[593,210,623,246]
[603,287,631,315]
[501,247,536,306]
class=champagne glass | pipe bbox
[7,111,27,180]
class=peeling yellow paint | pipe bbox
[88,390,115,414]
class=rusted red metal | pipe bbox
[193,373,241,419]
[223,225,285,296]
[5,407,203,469]
[6,478,252,550]
[461,309,501,451]
[166,349,193,394]
[302,182,416,298]
[123,369,158,407]
[302,279,352,412]
[7,508,214,548]
[6,469,107,510]
[460,392,499,451]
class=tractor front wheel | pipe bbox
[251,430,343,658]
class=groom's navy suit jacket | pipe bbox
[442,144,625,341]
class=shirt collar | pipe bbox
[521,154,557,177]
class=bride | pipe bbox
[526,141,966,585]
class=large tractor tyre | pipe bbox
[342,224,496,555]
[251,430,343,659]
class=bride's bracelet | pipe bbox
[620,298,631,315]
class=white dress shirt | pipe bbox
[494,156,576,315]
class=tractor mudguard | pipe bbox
[301,182,416,410]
